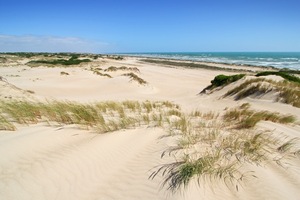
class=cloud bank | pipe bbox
[0,35,110,53]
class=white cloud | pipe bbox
[0,34,110,53]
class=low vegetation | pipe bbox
[0,76,7,82]
[0,114,16,131]
[224,78,300,107]
[60,71,69,76]
[0,100,179,131]
[106,55,124,60]
[27,55,91,66]
[0,99,298,193]
[200,74,245,93]
[223,104,296,129]
[104,66,140,73]
[256,71,300,84]
[141,59,262,72]
[150,104,298,192]
[93,70,112,78]
[122,73,147,85]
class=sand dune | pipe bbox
[1,55,300,199]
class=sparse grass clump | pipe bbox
[0,114,16,131]
[26,90,35,94]
[104,66,140,73]
[93,70,112,78]
[150,102,298,192]
[224,78,300,108]
[60,71,69,76]
[105,66,118,72]
[223,105,296,129]
[123,73,147,85]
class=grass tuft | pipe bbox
[60,71,69,76]
[224,78,300,108]
[0,114,16,131]
[122,73,147,85]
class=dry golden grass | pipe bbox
[122,73,147,85]
[151,104,299,192]
[224,78,300,108]
[0,99,298,193]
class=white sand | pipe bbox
[0,56,300,199]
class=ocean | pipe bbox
[125,52,300,70]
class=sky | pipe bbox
[0,0,300,53]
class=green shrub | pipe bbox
[211,74,245,87]
[200,74,245,93]
[256,71,300,84]
[28,56,91,66]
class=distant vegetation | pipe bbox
[3,52,38,58]
[28,55,91,66]
[104,66,140,73]
[106,55,124,60]
[0,52,105,60]
[141,59,256,72]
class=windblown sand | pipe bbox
[0,56,300,200]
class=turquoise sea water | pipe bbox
[125,52,300,70]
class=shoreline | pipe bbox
[118,54,284,71]
[117,52,300,70]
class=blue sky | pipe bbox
[0,0,299,53]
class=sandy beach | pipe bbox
[1,54,300,200]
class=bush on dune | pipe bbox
[200,74,245,93]
[256,71,300,84]
[28,55,91,66]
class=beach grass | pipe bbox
[224,78,300,107]
[60,71,69,76]
[150,103,298,192]
[0,100,180,131]
[122,72,147,85]
[0,114,16,131]
[93,70,112,78]
[223,105,296,129]
[0,98,298,192]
